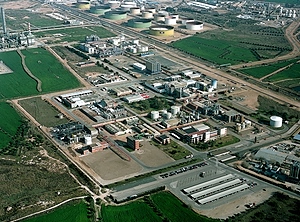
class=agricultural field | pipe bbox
[18,97,69,127]
[265,62,300,82]
[101,191,217,222]
[172,14,291,65]
[275,79,300,93]
[34,26,116,43]
[0,102,23,148]
[22,200,90,222]
[0,9,62,30]
[0,48,81,99]
[238,58,300,79]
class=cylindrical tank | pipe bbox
[142,11,153,18]
[105,11,127,20]
[270,116,283,128]
[149,25,174,36]
[236,123,242,131]
[90,5,111,15]
[151,111,159,120]
[157,10,169,16]
[186,21,204,31]
[154,13,166,22]
[128,18,152,28]
[108,1,120,9]
[165,16,177,25]
[130,7,140,15]
[171,106,180,115]
[77,0,91,10]
[166,112,172,119]
[170,13,179,20]
[146,7,156,14]
[120,3,136,11]
[211,79,218,89]
[161,110,167,115]
[181,17,194,25]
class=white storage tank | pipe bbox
[186,21,204,31]
[166,112,172,119]
[151,111,160,120]
[146,7,156,14]
[108,1,120,9]
[170,13,179,20]
[171,106,180,115]
[165,16,177,25]
[121,4,136,11]
[142,11,153,18]
[157,10,169,16]
[181,17,194,25]
[270,116,283,128]
[154,13,166,22]
[130,7,140,14]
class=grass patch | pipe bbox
[190,135,240,151]
[22,200,90,222]
[127,96,172,114]
[101,201,162,222]
[151,140,191,160]
[18,97,70,127]
[151,191,218,222]
[227,192,299,222]
[0,48,81,99]
[275,79,300,93]
[0,102,23,148]
[34,26,116,43]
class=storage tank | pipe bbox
[90,5,111,15]
[128,18,152,28]
[186,21,204,31]
[160,110,167,115]
[236,123,242,131]
[142,11,153,18]
[165,16,177,25]
[146,7,156,14]
[166,112,172,119]
[149,25,174,36]
[270,116,282,128]
[211,79,218,89]
[154,13,166,22]
[130,7,141,15]
[170,13,179,20]
[151,111,160,120]
[108,1,120,9]
[157,10,169,16]
[77,0,91,10]
[105,11,127,20]
[120,3,136,11]
[181,17,194,25]
[171,106,180,115]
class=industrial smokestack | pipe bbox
[1,7,7,35]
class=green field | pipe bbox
[0,9,63,30]
[22,200,90,222]
[151,140,191,160]
[0,102,22,148]
[238,58,300,78]
[34,26,116,43]
[101,201,162,222]
[18,97,69,127]
[265,62,300,82]
[0,48,81,99]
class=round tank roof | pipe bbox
[186,21,203,25]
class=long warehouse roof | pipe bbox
[190,179,242,199]
[197,184,249,205]
[183,174,235,194]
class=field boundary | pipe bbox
[17,49,42,92]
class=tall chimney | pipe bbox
[1,7,7,35]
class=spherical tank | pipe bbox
[90,5,111,15]
[142,11,153,18]
[181,17,194,25]
[270,116,282,128]
[108,1,120,9]
[171,106,180,115]
[165,16,177,25]
[186,21,203,31]
[130,7,141,15]
[149,25,174,36]
[154,13,165,22]
[105,11,127,20]
[77,0,91,10]
[128,18,152,28]
[151,111,160,120]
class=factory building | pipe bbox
[112,87,133,96]
[290,161,300,179]
[145,59,161,74]
[155,134,171,145]
[127,136,142,150]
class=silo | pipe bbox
[151,111,160,120]
[130,7,141,15]
[211,79,218,89]
[154,13,165,22]
[270,116,283,128]
[171,106,180,115]
[165,16,177,25]
[142,11,153,18]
